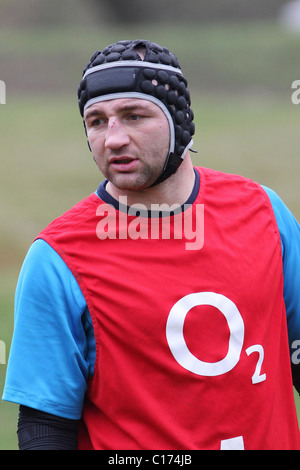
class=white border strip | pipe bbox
[84,92,176,154]
[83,60,182,79]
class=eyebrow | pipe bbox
[84,109,103,121]
[84,101,152,121]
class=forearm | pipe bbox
[17,405,79,450]
[292,363,300,396]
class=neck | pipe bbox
[106,154,195,209]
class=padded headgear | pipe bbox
[78,39,195,186]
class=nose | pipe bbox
[104,117,130,150]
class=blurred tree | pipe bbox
[95,0,147,23]
[0,0,294,27]
[0,0,108,27]
[88,0,291,24]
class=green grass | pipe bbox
[1,20,300,449]
[0,20,300,95]
[0,269,19,450]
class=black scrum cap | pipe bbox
[78,40,195,185]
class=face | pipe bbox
[84,98,170,191]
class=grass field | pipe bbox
[0,21,300,449]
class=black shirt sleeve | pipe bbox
[292,363,300,396]
[17,405,79,450]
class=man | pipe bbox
[3,39,300,450]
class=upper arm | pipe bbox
[263,186,300,354]
[3,239,92,419]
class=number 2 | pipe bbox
[245,344,266,384]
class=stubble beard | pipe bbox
[98,150,169,192]
[107,165,159,191]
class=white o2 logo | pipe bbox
[166,292,266,383]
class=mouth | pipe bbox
[109,156,138,171]
[109,155,136,163]
[112,158,134,164]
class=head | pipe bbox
[78,39,195,187]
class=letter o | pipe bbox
[166,292,244,376]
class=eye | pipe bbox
[85,116,107,129]
[91,118,106,127]
[128,114,141,121]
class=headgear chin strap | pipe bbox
[78,40,195,186]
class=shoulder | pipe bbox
[261,185,299,224]
[196,166,266,194]
[37,192,101,239]
[16,239,87,313]
[196,166,300,246]
[261,185,300,253]
[195,167,270,211]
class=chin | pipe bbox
[110,173,157,192]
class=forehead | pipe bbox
[83,97,163,118]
